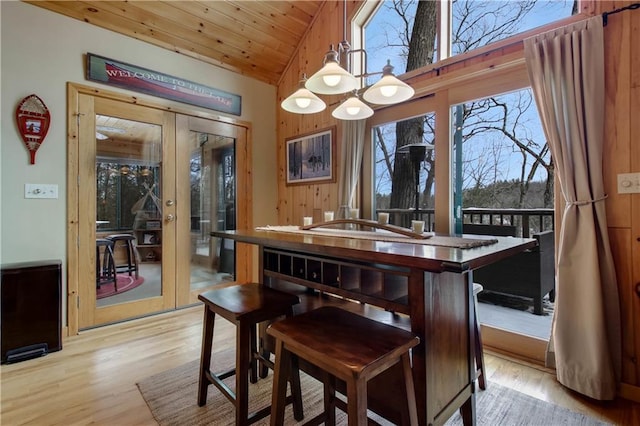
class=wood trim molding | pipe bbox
[482,324,549,365]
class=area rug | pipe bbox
[97,274,145,299]
[137,348,610,426]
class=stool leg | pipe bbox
[290,354,304,421]
[401,353,419,426]
[346,377,368,426]
[130,242,139,280]
[107,245,117,292]
[259,346,270,379]
[125,240,133,277]
[96,245,101,288]
[474,295,487,390]
[198,307,216,406]
[236,321,251,425]
[249,324,258,384]
[322,371,336,426]
[270,340,290,426]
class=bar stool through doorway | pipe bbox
[106,233,139,279]
[96,238,117,291]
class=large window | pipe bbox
[365,0,571,221]
[364,0,575,76]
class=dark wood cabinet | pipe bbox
[1,260,62,363]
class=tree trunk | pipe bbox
[390,0,437,209]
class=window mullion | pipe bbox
[438,0,452,61]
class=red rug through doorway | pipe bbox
[97,274,145,299]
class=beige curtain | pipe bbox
[338,120,366,218]
[523,16,620,400]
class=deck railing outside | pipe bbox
[375,207,554,238]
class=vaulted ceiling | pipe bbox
[25,1,325,86]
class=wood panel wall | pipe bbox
[277,1,358,225]
[276,0,640,396]
[597,0,640,398]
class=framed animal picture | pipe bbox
[285,126,336,186]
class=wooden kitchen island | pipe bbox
[211,227,537,426]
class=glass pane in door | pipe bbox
[189,131,236,291]
[95,115,163,307]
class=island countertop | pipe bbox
[211,227,537,273]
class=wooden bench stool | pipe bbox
[473,282,487,390]
[197,283,304,425]
[268,306,420,426]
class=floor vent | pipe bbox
[5,343,48,364]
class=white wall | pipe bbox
[0,2,277,300]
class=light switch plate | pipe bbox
[25,183,59,199]
[617,173,640,194]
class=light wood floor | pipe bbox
[1,306,638,425]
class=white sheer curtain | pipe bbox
[524,16,621,400]
[338,120,366,218]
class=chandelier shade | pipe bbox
[305,50,359,95]
[331,94,374,120]
[281,77,326,114]
[363,62,415,105]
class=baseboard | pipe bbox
[482,325,640,403]
[482,324,548,365]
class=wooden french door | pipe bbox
[175,115,251,306]
[70,84,250,331]
[76,96,176,328]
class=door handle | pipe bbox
[165,199,175,206]
[165,214,175,222]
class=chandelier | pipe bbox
[281,3,414,121]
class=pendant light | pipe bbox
[305,47,359,95]
[331,93,373,120]
[281,75,326,114]
[363,61,415,105]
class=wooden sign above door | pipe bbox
[85,53,242,116]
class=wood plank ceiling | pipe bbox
[25,1,325,86]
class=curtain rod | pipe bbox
[602,2,640,26]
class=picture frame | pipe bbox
[286,126,336,186]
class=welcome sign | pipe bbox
[86,53,242,116]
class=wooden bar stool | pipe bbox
[473,282,487,390]
[197,283,304,426]
[268,306,420,426]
